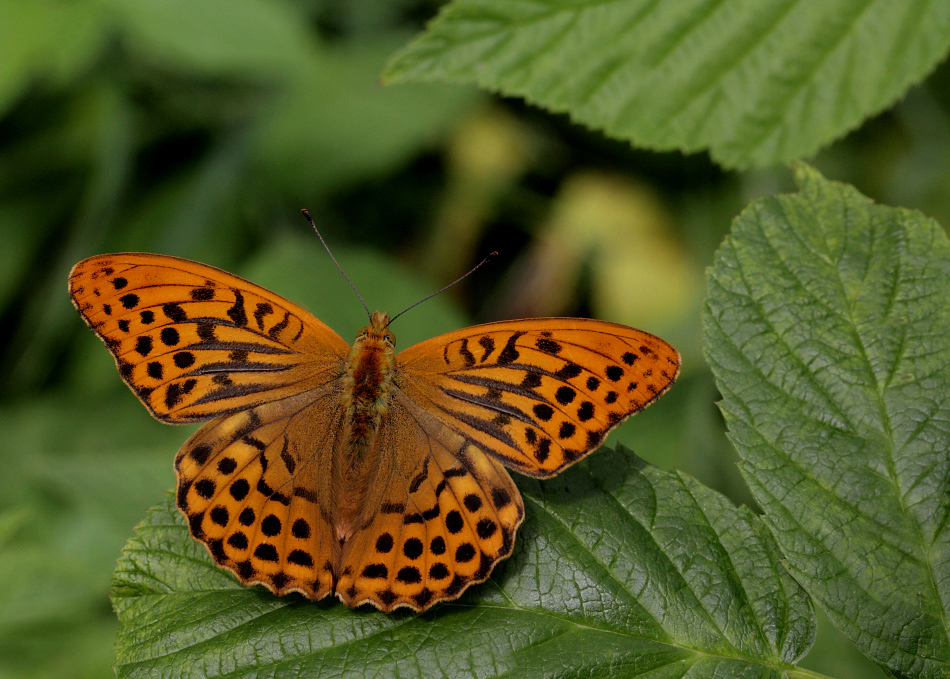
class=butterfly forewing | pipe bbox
[69,254,350,422]
[396,318,681,478]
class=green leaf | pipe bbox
[704,164,950,678]
[0,0,105,115]
[112,448,816,678]
[383,0,950,168]
[250,35,479,199]
[107,0,313,76]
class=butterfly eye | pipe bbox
[384,331,396,347]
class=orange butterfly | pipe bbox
[69,252,679,612]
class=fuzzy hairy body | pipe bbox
[334,311,396,542]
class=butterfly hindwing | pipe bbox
[176,388,346,599]
[335,392,523,612]
[69,253,350,423]
[397,318,681,478]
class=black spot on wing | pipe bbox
[292,519,311,539]
[534,438,550,462]
[268,311,290,340]
[197,323,216,342]
[402,539,424,559]
[161,327,180,346]
[413,588,434,608]
[190,287,214,301]
[458,339,475,368]
[491,487,512,509]
[375,533,394,553]
[496,332,524,365]
[555,363,582,380]
[254,302,273,330]
[478,335,495,362]
[227,289,248,327]
[163,303,187,322]
[288,550,313,566]
[521,373,542,390]
[532,404,554,421]
[445,510,464,534]
[189,444,212,464]
[164,378,197,409]
[397,566,421,584]
[254,544,278,562]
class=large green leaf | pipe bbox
[383,0,950,168]
[112,447,816,677]
[704,164,950,678]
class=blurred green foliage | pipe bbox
[1,0,948,677]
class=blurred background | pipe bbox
[2,1,949,677]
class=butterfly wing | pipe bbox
[70,253,354,598]
[69,253,350,422]
[335,390,523,612]
[396,318,681,478]
[175,390,345,599]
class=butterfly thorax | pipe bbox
[336,311,397,539]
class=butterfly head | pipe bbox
[355,310,396,348]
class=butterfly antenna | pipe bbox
[301,209,371,320]
[387,251,498,327]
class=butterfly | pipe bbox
[69,252,680,612]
